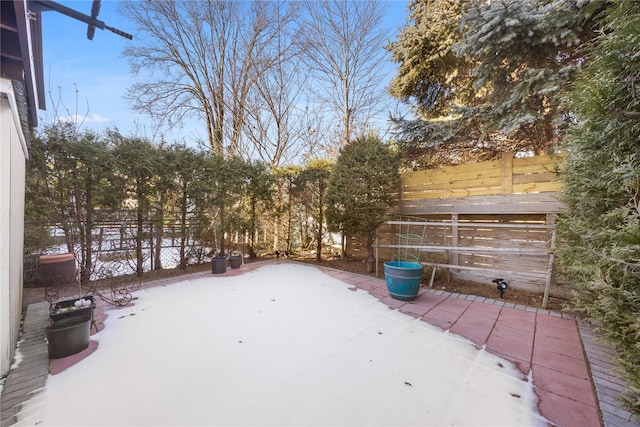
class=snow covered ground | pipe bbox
[15,263,546,426]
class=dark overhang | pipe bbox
[0,0,132,133]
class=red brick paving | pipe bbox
[536,388,602,427]
[449,315,496,347]
[322,265,605,427]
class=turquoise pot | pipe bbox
[383,261,423,301]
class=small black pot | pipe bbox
[211,257,227,274]
[229,255,242,269]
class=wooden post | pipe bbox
[375,230,379,278]
[429,265,437,287]
[448,214,459,285]
[501,152,514,194]
[542,221,557,310]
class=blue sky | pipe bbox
[40,1,409,145]
[40,1,142,135]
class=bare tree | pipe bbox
[239,1,314,167]
[122,0,294,156]
[245,84,329,167]
[300,0,390,151]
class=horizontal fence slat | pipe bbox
[384,221,554,229]
[512,154,565,170]
[418,262,547,279]
[374,244,549,255]
[402,159,502,187]
[401,153,565,202]
[400,193,564,214]
[512,171,560,185]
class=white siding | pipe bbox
[1,78,28,377]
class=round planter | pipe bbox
[211,257,227,274]
[383,261,424,301]
[229,255,242,269]
[50,296,95,322]
[46,316,92,359]
[39,253,76,286]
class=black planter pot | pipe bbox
[46,316,92,359]
[211,257,227,274]
[229,255,242,269]
[50,295,95,322]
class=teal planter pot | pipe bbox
[384,261,424,301]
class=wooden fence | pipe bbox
[400,152,565,214]
[350,152,570,301]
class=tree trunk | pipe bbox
[154,200,164,270]
[219,202,226,256]
[81,180,93,287]
[249,198,257,258]
[179,185,188,269]
[366,235,374,273]
[136,202,144,277]
[316,193,323,262]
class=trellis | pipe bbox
[365,152,568,305]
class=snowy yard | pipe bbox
[16,263,545,426]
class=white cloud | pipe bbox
[88,113,110,123]
[54,113,110,126]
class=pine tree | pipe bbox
[387,0,473,118]
[386,0,481,167]
[387,0,599,168]
[457,0,593,153]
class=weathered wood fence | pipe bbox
[350,152,569,300]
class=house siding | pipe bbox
[1,79,28,377]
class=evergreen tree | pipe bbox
[273,165,302,254]
[26,123,123,286]
[297,160,333,262]
[147,144,175,270]
[386,0,480,168]
[242,161,275,258]
[387,0,600,168]
[205,155,247,256]
[388,0,473,118]
[112,136,160,277]
[457,0,594,153]
[325,134,400,267]
[558,0,640,415]
[169,144,208,269]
